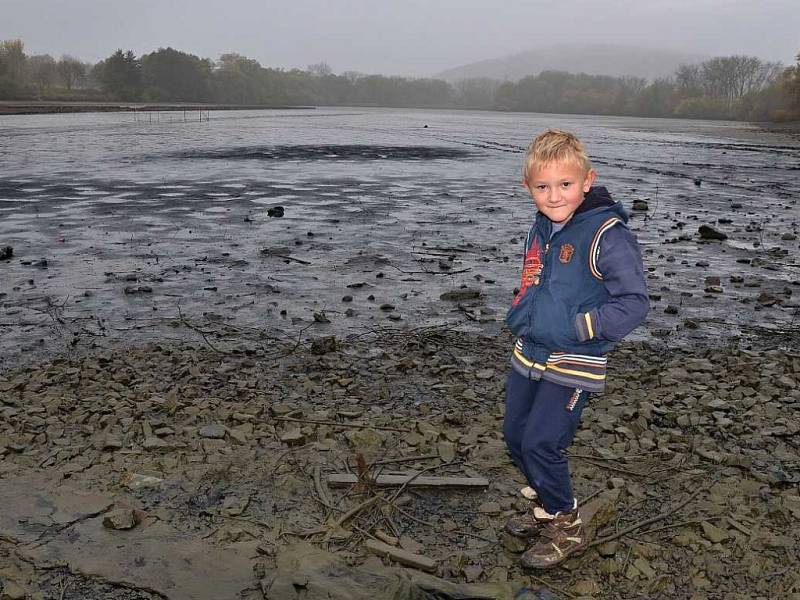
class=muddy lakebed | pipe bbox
[1,108,799,365]
[0,108,799,599]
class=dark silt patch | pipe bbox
[174,144,475,161]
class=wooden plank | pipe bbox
[327,473,489,488]
[365,539,438,572]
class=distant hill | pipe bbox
[436,44,706,82]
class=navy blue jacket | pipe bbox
[506,187,649,364]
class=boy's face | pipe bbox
[524,160,596,224]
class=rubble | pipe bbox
[0,328,798,599]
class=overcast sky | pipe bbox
[2,0,798,75]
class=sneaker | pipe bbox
[519,508,588,569]
[520,486,538,501]
[505,503,555,539]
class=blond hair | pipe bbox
[523,129,591,181]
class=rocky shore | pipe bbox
[1,324,798,599]
[0,101,313,115]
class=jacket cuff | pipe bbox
[575,310,599,342]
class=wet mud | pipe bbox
[0,110,799,372]
[178,144,475,161]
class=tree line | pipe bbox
[1,40,798,121]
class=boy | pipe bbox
[503,129,649,569]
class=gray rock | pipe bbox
[698,225,727,240]
[0,581,26,600]
[311,336,337,354]
[279,428,305,445]
[199,424,226,439]
[440,288,482,302]
[103,508,138,530]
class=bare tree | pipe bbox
[675,63,702,96]
[57,55,86,90]
[453,77,500,108]
[1,39,27,81]
[307,62,333,77]
[701,55,782,107]
[28,54,57,95]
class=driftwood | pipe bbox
[272,416,410,433]
[327,473,488,488]
[365,539,437,572]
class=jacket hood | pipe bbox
[572,186,628,223]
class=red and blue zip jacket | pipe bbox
[505,186,649,392]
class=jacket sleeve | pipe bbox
[574,223,649,342]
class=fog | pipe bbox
[2,0,798,75]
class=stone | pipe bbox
[102,508,138,530]
[597,540,619,557]
[199,424,226,439]
[477,501,501,515]
[573,579,602,595]
[632,199,649,211]
[0,582,26,600]
[439,288,482,302]
[310,336,337,355]
[500,532,527,553]
[279,428,304,445]
[462,564,482,582]
[121,472,164,490]
[633,557,655,579]
[437,441,455,461]
[143,436,169,450]
[345,428,383,450]
[398,535,424,555]
[701,521,729,543]
[698,225,727,240]
[581,494,617,538]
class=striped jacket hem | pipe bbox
[511,338,608,392]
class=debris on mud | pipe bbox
[1,327,798,599]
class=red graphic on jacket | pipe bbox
[513,237,543,306]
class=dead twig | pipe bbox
[176,306,226,354]
[312,465,335,511]
[588,481,711,548]
[59,577,72,600]
[390,264,471,276]
[573,456,650,478]
[273,415,410,433]
[529,574,577,600]
[334,495,382,528]
[367,453,439,468]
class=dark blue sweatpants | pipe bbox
[504,370,590,514]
